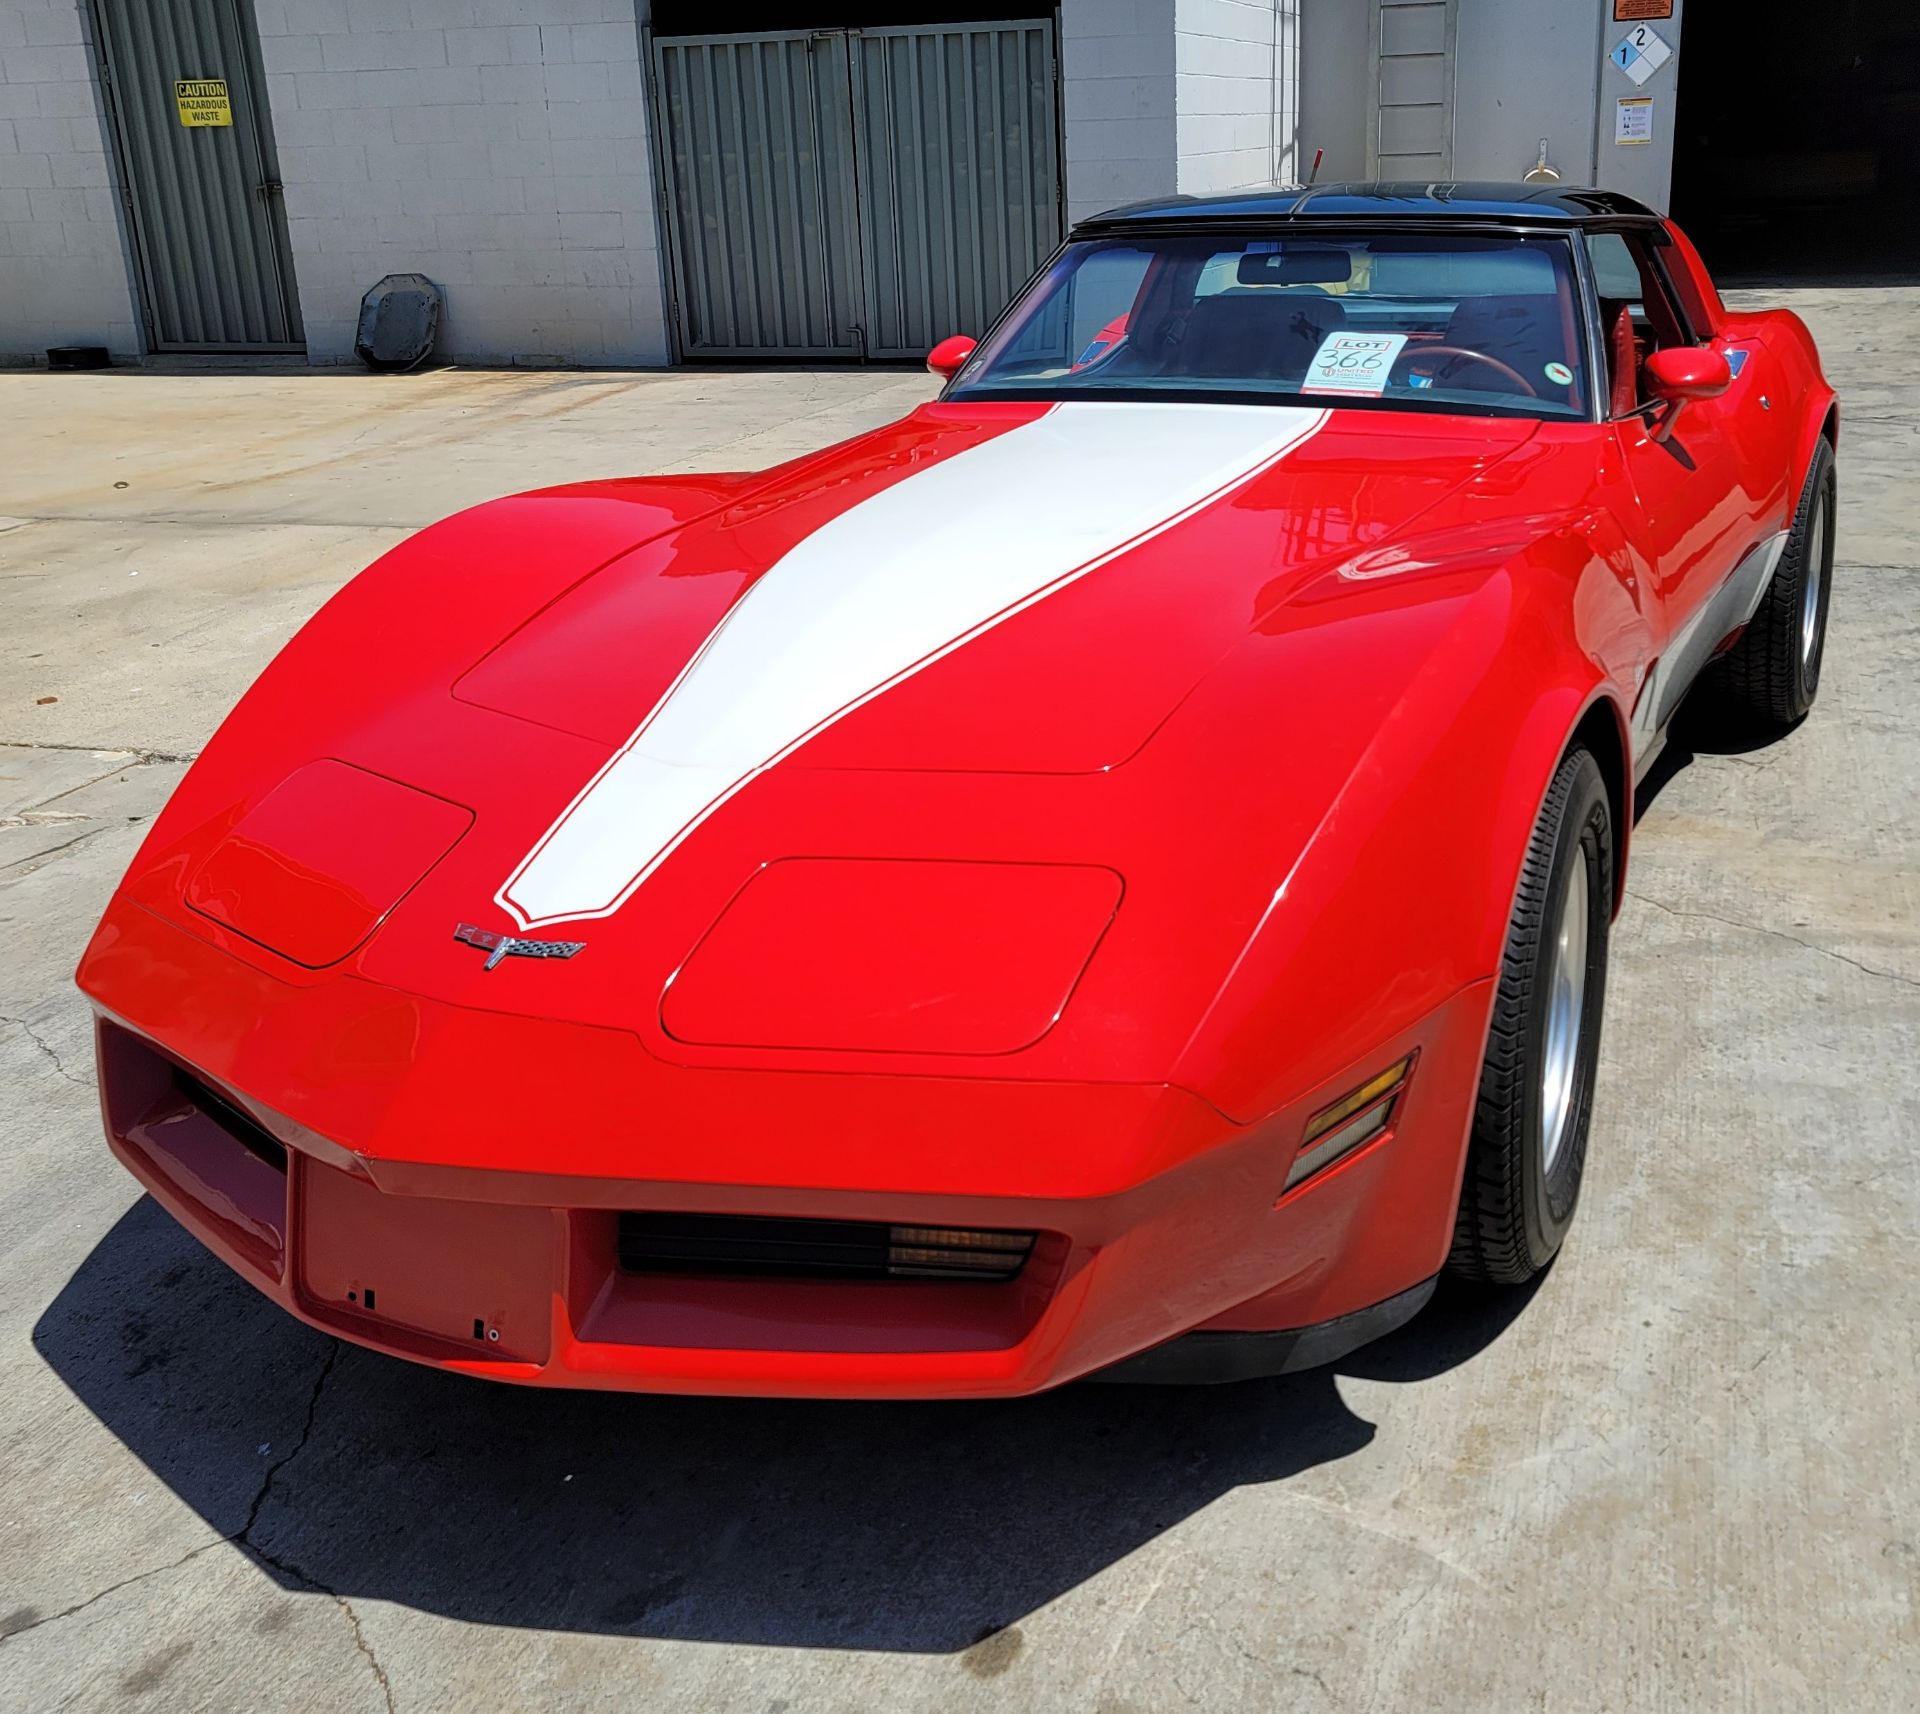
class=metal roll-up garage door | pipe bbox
[90,0,303,352]
[653,19,1062,361]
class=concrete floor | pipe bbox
[0,306,1915,1712]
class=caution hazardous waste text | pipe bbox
[175,79,232,127]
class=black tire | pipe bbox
[1696,437,1836,735]
[1448,747,1613,1286]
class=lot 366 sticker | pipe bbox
[1302,332,1408,398]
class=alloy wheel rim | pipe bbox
[1801,490,1828,668]
[1540,857,1589,1176]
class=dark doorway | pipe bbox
[1671,0,1920,284]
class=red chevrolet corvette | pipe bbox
[78,184,1836,1396]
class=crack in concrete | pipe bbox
[0,740,196,765]
[0,1540,228,1644]
[0,1343,363,1684]
[237,1342,341,1542]
[230,1346,398,1711]
[1,1012,89,1086]
[0,821,114,879]
[242,1547,397,1714]
[332,1593,398,1714]
[1625,889,1920,991]
[0,810,92,827]
[2,510,418,530]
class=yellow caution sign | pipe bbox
[175,79,232,128]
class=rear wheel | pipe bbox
[1696,438,1836,735]
[1448,747,1613,1285]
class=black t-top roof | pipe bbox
[1073,181,1662,234]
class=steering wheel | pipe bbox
[1392,344,1538,398]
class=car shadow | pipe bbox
[33,1199,1533,1653]
[1634,696,1803,823]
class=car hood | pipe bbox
[450,400,1536,927]
[103,399,1555,1083]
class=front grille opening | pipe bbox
[173,1068,288,1174]
[617,1212,1035,1282]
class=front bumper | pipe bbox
[83,900,1487,1398]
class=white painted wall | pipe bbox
[252,0,670,366]
[1175,0,1298,195]
[1062,0,1299,223]
[0,0,142,361]
[1060,0,1177,226]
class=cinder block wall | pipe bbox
[1060,0,1299,227]
[254,0,670,366]
[0,0,142,360]
[1175,0,1298,195]
[1060,0,1176,227]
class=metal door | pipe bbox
[90,0,303,351]
[653,20,1061,360]
[850,21,1061,360]
[653,30,865,357]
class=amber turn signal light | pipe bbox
[1287,1053,1416,1191]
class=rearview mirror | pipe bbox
[1236,249,1352,287]
[1645,345,1732,442]
[927,335,976,379]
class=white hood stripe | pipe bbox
[497,402,1328,928]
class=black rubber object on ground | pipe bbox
[1448,746,1612,1286]
[1696,436,1836,735]
[354,273,443,371]
[47,346,110,370]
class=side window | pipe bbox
[1586,231,1694,414]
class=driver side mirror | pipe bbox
[926,334,976,380]
[1644,345,1732,443]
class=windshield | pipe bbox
[948,230,1592,420]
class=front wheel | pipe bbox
[1448,747,1613,1285]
